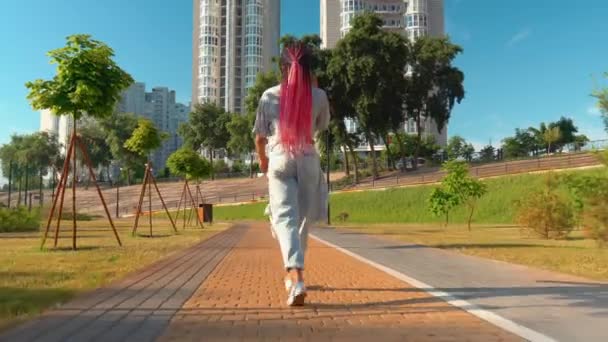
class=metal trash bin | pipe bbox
[198,203,213,224]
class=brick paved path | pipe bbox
[159,223,519,341]
[0,226,244,342]
[2,223,519,341]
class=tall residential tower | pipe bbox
[320,0,447,146]
[192,0,280,113]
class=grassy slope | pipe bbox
[216,168,605,224]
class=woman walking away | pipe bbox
[254,41,330,306]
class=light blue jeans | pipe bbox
[267,146,322,270]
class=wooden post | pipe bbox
[77,138,122,247]
[148,167,152,237]
[71,120,77,250]
[41,135,74,249]
[151,172,177,232]
[53,136,75,248]
[132,163,150,236]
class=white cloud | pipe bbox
[506,28,531,47]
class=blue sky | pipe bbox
[0,0,607,152]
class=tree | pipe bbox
[330,13,409,178]
[406,36,465,168]
[227,113,256,177]
[25,34,132,249]
[244,70,280,116]
[428,187,459,227]
[592,73,608,134]
[124,118,167,159]
[179,103,231,180]
[446,136,473,161]
[26,35,133,120]
[479,145,496,162]
[100,112,145,185]
[167,147,211,181]
[543,126,561,154]
[549,117,578,151]
[441,161,487,230]
[429,161,487,229]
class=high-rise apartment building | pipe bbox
[118,83,189,174]
[192,0,280,113]
[320,0,448,147]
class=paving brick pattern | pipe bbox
[0,225,245,342]
[160,223,520,342]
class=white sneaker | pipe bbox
[284,277,292,292]
[287,281,307,306]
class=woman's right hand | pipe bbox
[260,156,269,174]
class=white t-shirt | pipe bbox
[253,85,331,152]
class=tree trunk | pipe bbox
[384,140,393,170]
[468,202,475,231]
[347,144,359,184]
[414,117,423,170]
[445,211,449,228]
[18,175,22,206]
[367,133,378,179]
[127,168,132,186]
[209,148,215,181]
[395,133,406,171]
[249,152,255,178]
[342,146,351,177]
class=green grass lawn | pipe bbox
[214,168,606,225]
[335,223,608,281]
[0,216,227,332]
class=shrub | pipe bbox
[516,176,575,239]
[213,160,230,174]
[582,195,608,246]
[0,207,41,233]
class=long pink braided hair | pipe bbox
[279,44,313,153]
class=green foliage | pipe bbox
[79,120,112,168]
[244,71,280,116]
[167,147,211,180]
[479,145,496,162]
[0,132,61,180]
[516,175,575,239]
[166,147,210,180]
[0,207,40,233]
[432,161,488,229]
[226,113,255,157]
[543,126,561,153]
[99,112,145,183]
[582,194,608,246]
[25,34,133,120]
[180,102,230,152]
[329,13,409,177]
[446,136,475,161]
[405,36,465,163]
[213,160,230,174]
[428,188,459,226]
[124,118,167,158]
[593,73,608,133]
